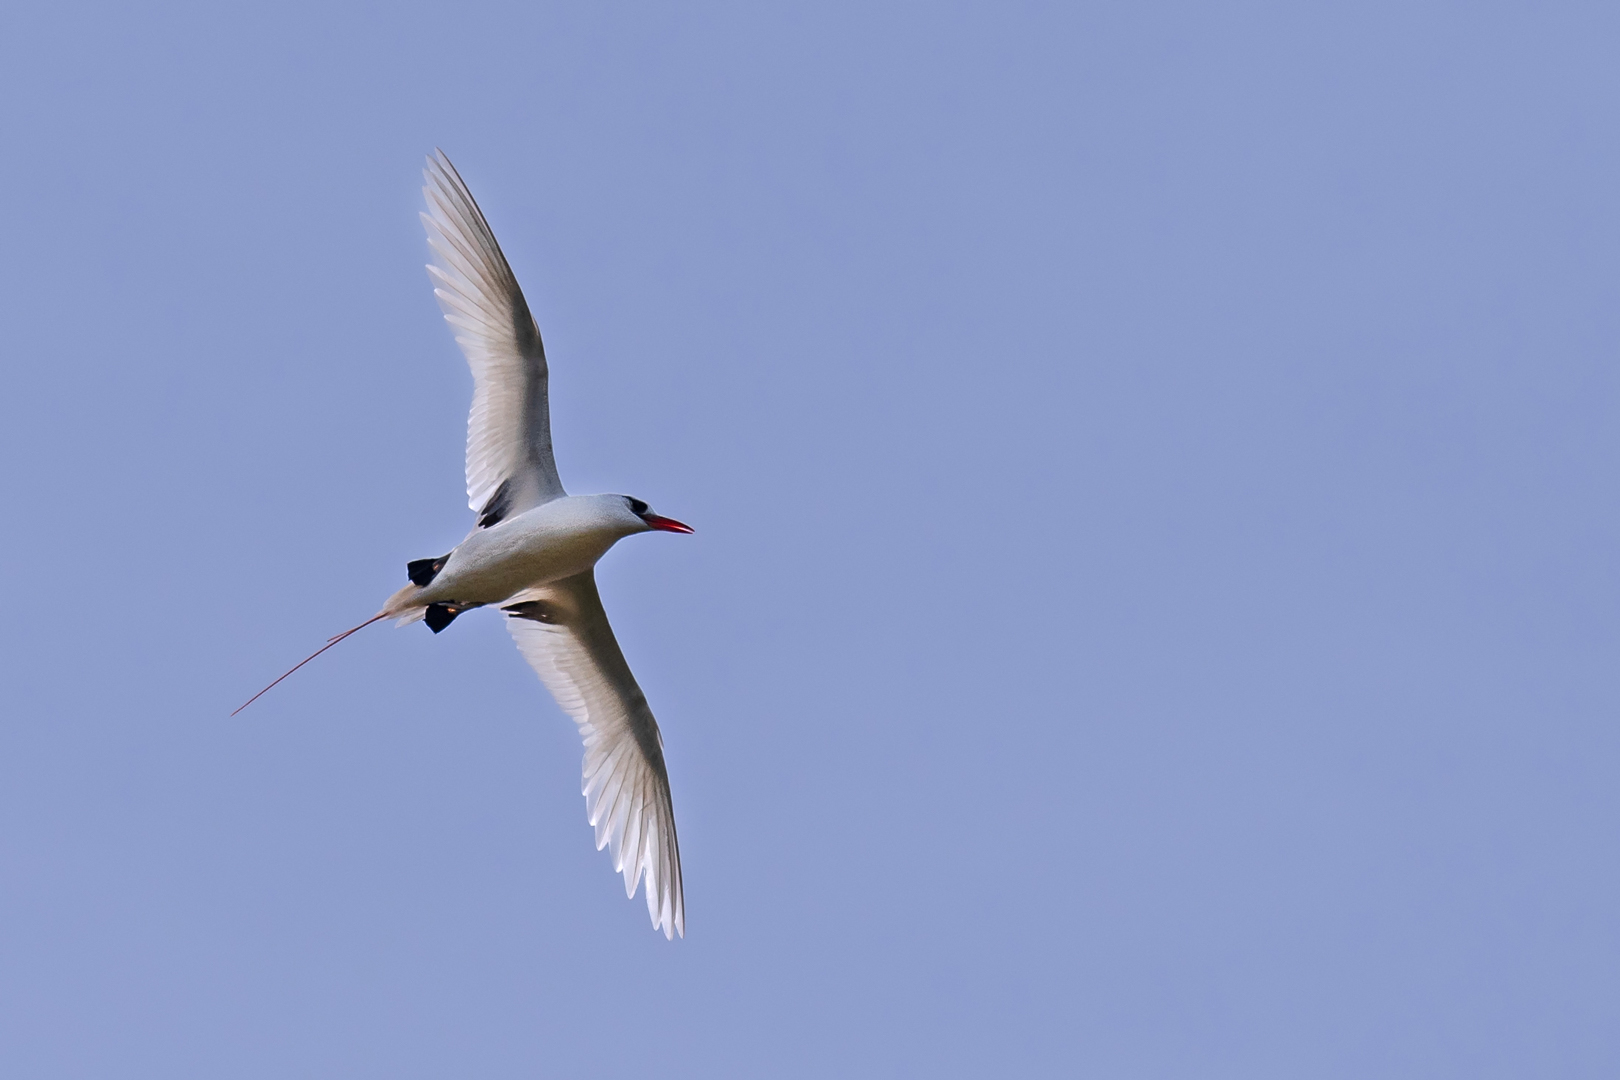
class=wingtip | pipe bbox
[422,149,458,194]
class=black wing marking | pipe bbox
[477,477,513,529]
[407,553,451,587]
[425,603,467,633]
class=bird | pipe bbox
[236,150,691,939]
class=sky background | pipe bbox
[1,1,1617,1076]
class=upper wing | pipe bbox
[422,150,566,526]
[502,571,685,938]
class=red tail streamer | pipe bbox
[231,613,388,717]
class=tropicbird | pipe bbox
[237,150,691,939]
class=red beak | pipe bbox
[643,513,695,534]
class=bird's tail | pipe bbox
[381,581,428,626]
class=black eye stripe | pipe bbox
[626,497,649,516]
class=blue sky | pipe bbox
[1,2,1618,1076]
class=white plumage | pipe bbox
[413,151,688,937]
[241,154,694,940]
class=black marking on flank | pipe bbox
[478,478,513,529]
[503,600,563,625]
[424,603,463,633]
[407,553,450,587]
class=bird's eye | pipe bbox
[626,497,649,516]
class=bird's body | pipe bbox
[393,495,653,614]
[239,150,692,938]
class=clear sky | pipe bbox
[1,2,1617,1076]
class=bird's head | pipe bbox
[621,496,694,536]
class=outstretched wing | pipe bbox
[502,571,684,938]
[422,150,566,527]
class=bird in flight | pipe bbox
[237,150,691,938]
